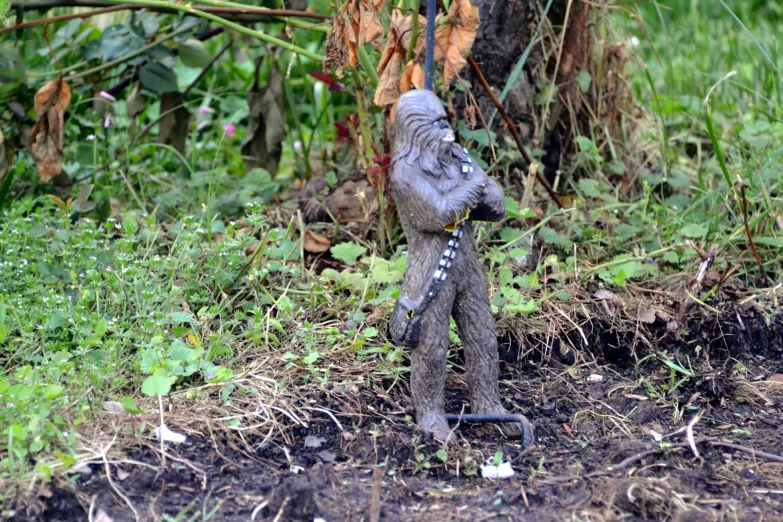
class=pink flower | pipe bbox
[294,140,303,152]
[222,124,235,138]
[199,106,215,115]
[99,91,116,101]
[104,115,111,128]
[197,121,209,131]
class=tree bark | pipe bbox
[464,0,591,183]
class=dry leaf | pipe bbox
[358,0,385,51]
[304,229,331,254]
[374,43,404,106]
[325,0,392,77]
[127,83,146,119]
[0,126,10,187]
[158,92,190,155]
[29,78,71,182]
[390,11,426,56]
[637,308,657,324]
[430,0,480,88]
[770,374,783,383]
[399,60,425,95]
[243,64,285,175]
[323,0,361,77]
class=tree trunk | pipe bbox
[464,0,594,184]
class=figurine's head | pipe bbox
[393,90,455,169]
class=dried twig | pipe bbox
[679,242,718,318]
[0,5,128,35]
[686,411,703,459]
[536,437,783,485]
[9,1,330,22]
[739,181,769,286]
[466,56,564,208]
[709,440,783,464]
[369,467,382,522]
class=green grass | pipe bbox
[0,0,782,500]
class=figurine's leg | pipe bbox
[411,284,455,443]
[453,257,522,436]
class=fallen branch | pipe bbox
[466,56,564,209]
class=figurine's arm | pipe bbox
[471,177,506,222]
[393,170,485,234]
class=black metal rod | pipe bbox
[445,413,535,449]
[424,0,437,91]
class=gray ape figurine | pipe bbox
[389,89,530,444]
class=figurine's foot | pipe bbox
[418,411,453,444]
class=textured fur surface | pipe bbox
[390,90,520,442]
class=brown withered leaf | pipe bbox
[390,11,426,56]
[29,78,71,183]
[243,63,285,175]
[374,11,426,107]
[431,0,480,88]
[323,0,361,78]
[158,92,190,155]
[399,60,425,95]
[0,126,10,187]
[358,0,384,51]
[374,42,405,107]
[127,83,146,119]
[303,228,331,254]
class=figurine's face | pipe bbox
[395,90,455,150]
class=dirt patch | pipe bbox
[8,309,783,521]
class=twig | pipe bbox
[369,467,382,522]
[467,56,564,208]
[100,439,140,521]
[709,441,783,464]
[537,438,783,485]
[679,243,718,319]
[10,1,330,21]
[158,394,166,467]
[686,410,703,459]
[271,496,291,522]
[739,181,769,286]
[0,5,128,35]
[61,386,95,415]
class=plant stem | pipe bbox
[407,0,420,62]
[98,0,324,61]
[67,24,193,81]
[358,45,379,88]
[423,0,436,90]
[351,69,385,254]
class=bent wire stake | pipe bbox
[446,413,536,450]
